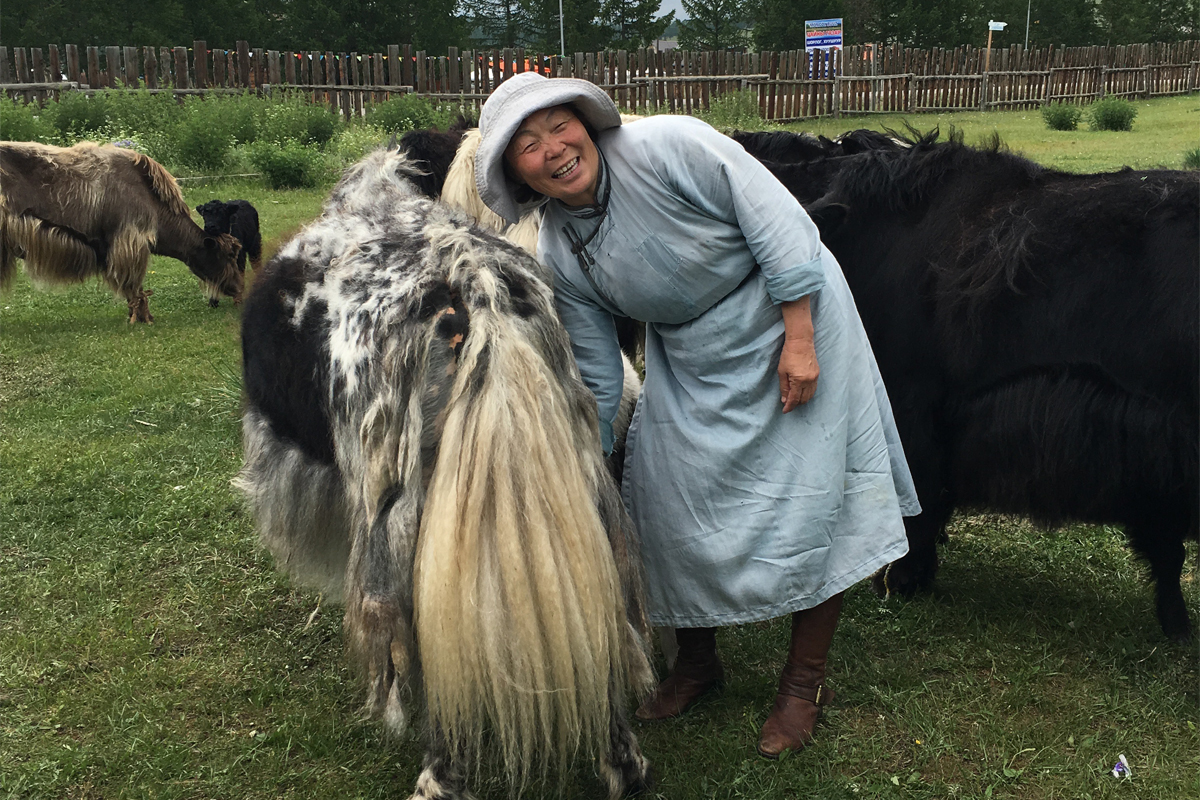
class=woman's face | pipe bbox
[504,105,600,208]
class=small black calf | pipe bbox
[195,199,262,277]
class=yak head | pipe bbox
[189,232,244,304]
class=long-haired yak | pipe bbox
[758,130,1198,642]
[235,143,655,798]
[0,141,243,322]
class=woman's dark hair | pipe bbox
[503,103,598,204]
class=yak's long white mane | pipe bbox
[237,144,653,794]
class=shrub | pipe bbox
[1088,97,1137,131]
[367,94,445,133]
[1041,103,1082,131]
[1183,148,1200,170]
[257,94,341,147]
[247,141,328,188]
[0,97,56,142]
[327,123,389,167]
[698,90,766,131]
[102,88,182,136]
[47,91,110,137]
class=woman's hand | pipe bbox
[778,296,819,413]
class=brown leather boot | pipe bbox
[634,627,724,721]
[756,593,844,758]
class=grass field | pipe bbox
[2,95,1198,800]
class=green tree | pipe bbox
[750,0,844,50]
[678,0,753,50]
[472,0,533,49]
[521,0,609,53]
[602,0,676,49]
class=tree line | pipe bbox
[1,0,1195,55]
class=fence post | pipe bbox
[194,41,208,88]
[388,45,400,87]
[87,47,100,88]
[1099,65,1106,98]
[65,44,79,84]
[237,41,251,88]
[980,71,988,110]
[123,46,138,87]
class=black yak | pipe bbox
[793,131,1199,642]
[235,143,654,798]
[195,199,263,274]
[0,141,243,322]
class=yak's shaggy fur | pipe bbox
[803,130,1200,641]
[0,141,243,321]
[236,144,653,798]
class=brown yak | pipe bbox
[0,141,243,322]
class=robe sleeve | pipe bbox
[652,117,827,304]
[539,241,625,456]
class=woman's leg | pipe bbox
[757,592,844,757]
[634,627,723,721]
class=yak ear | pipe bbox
[807,202,850,237]
[388,133,399,152]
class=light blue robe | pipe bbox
[538,115,920,628]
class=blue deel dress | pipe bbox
[537,115,920,628]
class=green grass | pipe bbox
[782,93,1200,172]
[3,104,1199,799]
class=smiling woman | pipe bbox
[504,106,602,208]
[474,72,921,758]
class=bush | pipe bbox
[698,90,766,131]
[257,94,341,147]
[1088,97,1137,131]
[47,91,110,137]
[1183,148,1200,170]
[102,88,182,137]
[0,97,56,142]
[247,141,328,188]
[1041,103,1082,131]
[326,123,389,167]
[366,94,446,133]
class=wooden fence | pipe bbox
[3,40,1198,121]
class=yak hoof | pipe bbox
[871,550,938,598]
[1158,601,1193,644]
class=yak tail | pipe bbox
[235,410,352,600]
[413,269,638,783]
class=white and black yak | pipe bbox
[777,130,1199,642]
[0,141,243,322]
[236,142,655,798]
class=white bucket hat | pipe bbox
[475,72,622,224]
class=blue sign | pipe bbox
[805,18,843,51]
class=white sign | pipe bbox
[988,20,1008,31]
[805,18,843,52]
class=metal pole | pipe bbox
[559,0,566,58]
[1025,0,1031,50]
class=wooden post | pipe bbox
[66,44,80,84]
[144,47,158,89]
[174,47,190,90]
[985,29,994,72]
[211,49,224,88]
[123,46,138,87]
[388,44,400,86]
[402,44,413,89]
[87,47,101,88]
[286,51,297,85]
[193,41,207,88]
[237,41,251,88]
